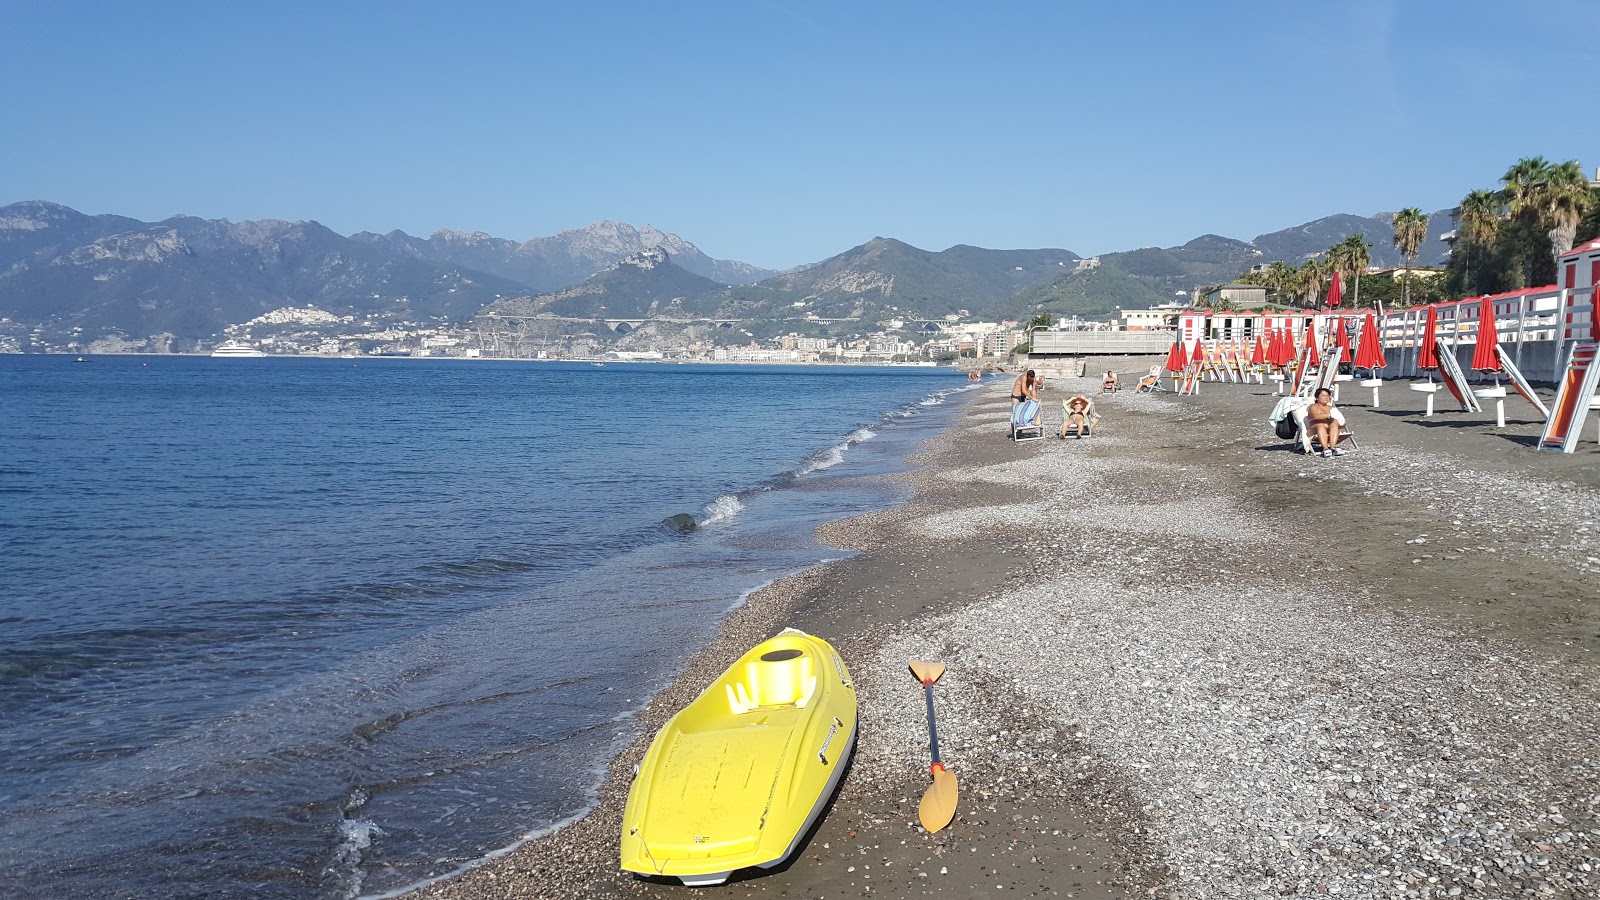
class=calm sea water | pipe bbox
[0,355,970,899]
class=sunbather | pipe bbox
[1061,395,1097,438]
[1306,388,1345,457]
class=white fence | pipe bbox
[1379,284,1596,382]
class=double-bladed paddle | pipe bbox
[908,660,957,833]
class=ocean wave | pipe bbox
[330,790,383,900]
[697,494,744,526]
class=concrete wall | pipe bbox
[1031,331,1173,355]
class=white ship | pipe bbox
[210,341,266,358]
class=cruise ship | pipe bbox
[210,341,266,358]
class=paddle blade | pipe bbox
[918,765,958,833]
[908,660,946,685]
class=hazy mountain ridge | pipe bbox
[352,219,777,291]
[486,247,728,320]
[0,200,1458,351]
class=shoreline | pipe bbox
[413,370,1598,900]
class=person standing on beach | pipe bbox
[1306,387,1345,457]
[1011,369,1039,405]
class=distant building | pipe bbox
[1365,266,1447,282]
[1119,302,1188,331]
[1202,283,1268,307]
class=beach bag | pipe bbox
[1274,414,1297,440]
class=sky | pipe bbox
[2,0,1596,270]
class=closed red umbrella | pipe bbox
[1305,322,1321,368]
[1165,339,1187,373]
[1354,312,1386,371]
[1471,298,1501,372]
[1250,334,1266,364]
[1417,305,1440,370]
[1273,325,1299,365]
[1333,316,1352,364]
[1327,270,1343,309]
[1189,339,1205,369]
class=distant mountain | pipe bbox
[0,199,1464,352]
[0,200,148,271]
[690,238,1081,322]
[0,202,528,349]
[485,247,729,319]
[1030,210,1459,307]
[1249,210,1454,269]
[351,220,777,292]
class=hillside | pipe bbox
[696,238,1079,322]
[0,206,528,350]
[352,220,776,291]
[0,200,1462,352]
[484,248,728,319]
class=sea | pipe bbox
[0,355,972,900]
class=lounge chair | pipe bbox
[1291,404,1359,454]
[1269,396,1357,454]
[1133,365,1165,394]
[1010,399,1044,442]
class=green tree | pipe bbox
[1327,234,1373,308]
[1391,208,1430,307]
[1295,258,1328,308]
[1264,261,1295,305]
[1448,188,1507,297]
[1458,189,1502,245]
[1544,160,1593,260]
[1500,157,1555,285]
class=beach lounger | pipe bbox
[1061,398,1100,439]
[1010,399,1044,442]
[1291,404,1358,454]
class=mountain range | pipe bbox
[0,200,1455,352]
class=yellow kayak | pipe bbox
[619,628,857,885]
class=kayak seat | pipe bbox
[725,650,819,714]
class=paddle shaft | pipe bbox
[921,679,943,769]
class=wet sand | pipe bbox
[413,365,1598,900]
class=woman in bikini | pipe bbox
[1062,394,1095,438]
[1306,387,1345,457]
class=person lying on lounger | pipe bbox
[1100,371,1119,393]
[1061,395,1097,439]
[1306,387,1345,457]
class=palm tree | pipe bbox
[1392,208,1429,307]
[1458,189,1502,246]
[1544,160,1593,260]
[1501,157,1553,285]
[1454,188,1501,291]
[1501,157,1550,225]
[1296,258,1328,309]
[1327,234,1373,309]
[1265,261,1294,304]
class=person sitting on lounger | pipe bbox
[1306,387,1345,457]
[1061,394,1096,439]
[1100,370,1119,393]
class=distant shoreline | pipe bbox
[11,351,977,368]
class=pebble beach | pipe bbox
[414,366,1599,900]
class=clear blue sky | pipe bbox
[3,0,1594,270]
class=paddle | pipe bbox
[908,660,957,833]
